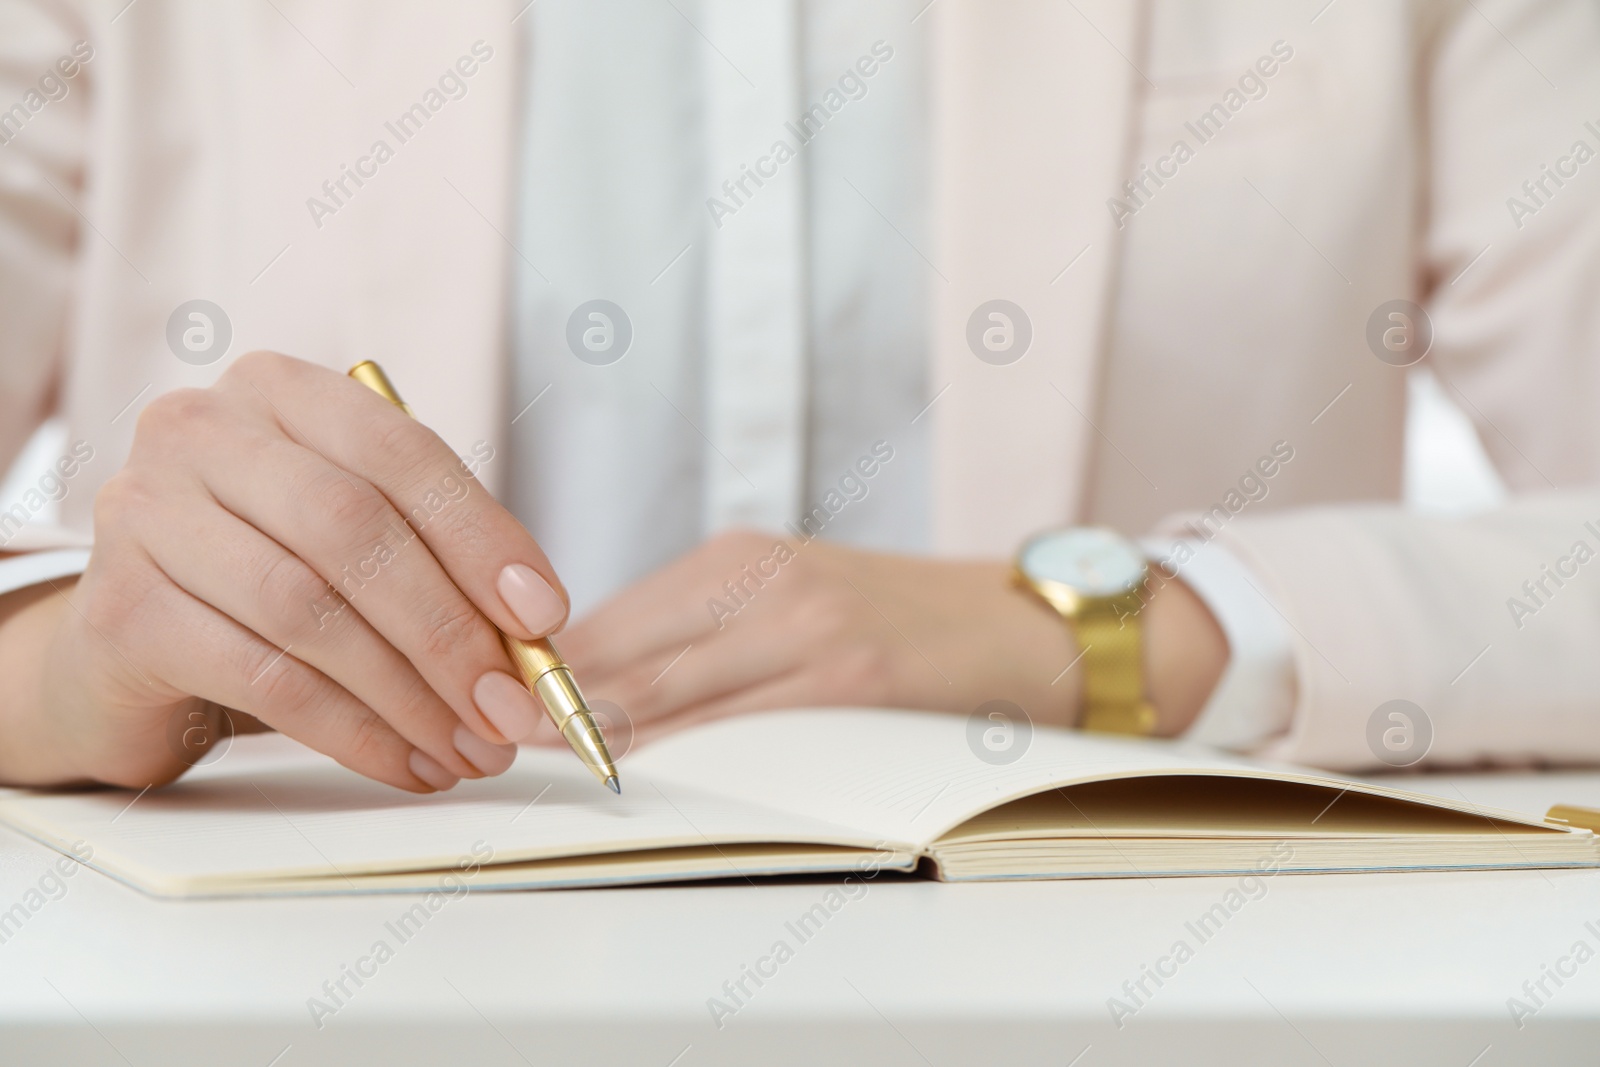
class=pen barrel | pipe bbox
[502,635,581,730]
[347,361,415,417]
[535,669,585,731]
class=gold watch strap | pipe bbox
[1073,599,1156,735]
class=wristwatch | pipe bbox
[1012,527,1156,735]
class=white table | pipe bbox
[2,769,1598,1066]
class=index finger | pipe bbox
[220,353,570,641]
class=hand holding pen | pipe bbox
[0,352,601,794]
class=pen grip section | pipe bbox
[501,634,586,729]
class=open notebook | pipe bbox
[0,708,1594,898]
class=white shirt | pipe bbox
[503,0,932,612]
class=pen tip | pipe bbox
[605,776,621,795]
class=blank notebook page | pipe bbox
[1,734,870,884]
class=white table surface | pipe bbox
[2,763,1598,1066]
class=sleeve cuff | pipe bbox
[1140,537,1297,751]
[0,548,92,597]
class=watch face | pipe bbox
[1021,528,1145,597]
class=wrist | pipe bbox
[1010,527,1228,738]
[0,579,87,786]
[1141,573,1229,736]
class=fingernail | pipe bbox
[474,669,543,743]
[408,749,460,792]
[453,724,517,776]
[498,563,568,636]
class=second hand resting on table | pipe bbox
[548,531,1228,752]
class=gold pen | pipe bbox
[348,360,621,794]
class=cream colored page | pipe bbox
[0,734,881,885]
[628,707,1281,849]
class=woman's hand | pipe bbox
[556,530,1228,748]
[0,352,571,793]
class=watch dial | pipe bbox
[1022,528,1145,596]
